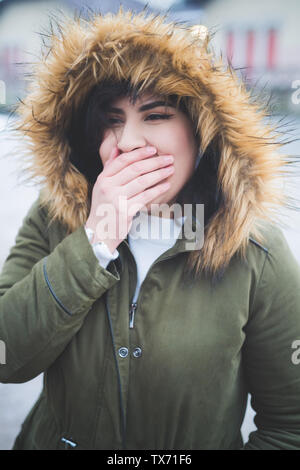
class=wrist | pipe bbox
[84,223,120,254]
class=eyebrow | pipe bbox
[106,100,174,114]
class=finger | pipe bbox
[115,155,174,186]
[104,146,157,177]
[124,165,174,199]
[127,181,171,218]
[103,145,119,167]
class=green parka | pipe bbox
[1,6,300,450]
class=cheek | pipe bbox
[163,119,194,150]
[170,127,196,174]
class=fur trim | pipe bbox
[8,5,300,276]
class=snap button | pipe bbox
[132,347,142,358]
[118,347,128,358]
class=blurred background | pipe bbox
[0,0,299,450]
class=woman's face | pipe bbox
[99,92,198,217]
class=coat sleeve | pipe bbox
[242,225,300,449]
[0,193,120,384]
[84,225,120,269]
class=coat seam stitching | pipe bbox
[91,319,111,449]
[249,237,269,254]
[104,291,126,449]
[43,370,65,443]
[249,251,269,317]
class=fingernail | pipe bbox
[145,146,157,153]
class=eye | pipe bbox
[146,113,173,121]
[106,114,173,125]
[107,118,122,125]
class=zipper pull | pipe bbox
[129,302,137,329]
[61,437,77,449]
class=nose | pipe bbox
[115,120,149,154]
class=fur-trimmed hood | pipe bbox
[9,6,299,277]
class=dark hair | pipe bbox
[66,78,221,227]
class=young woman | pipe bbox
[1,7,300,450]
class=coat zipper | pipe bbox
[107,242,186,448]
[127,252,181,329]
[43,257,73,316]
[125,238,179,329]
[129,302,137,329]
[61,437,77,449]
